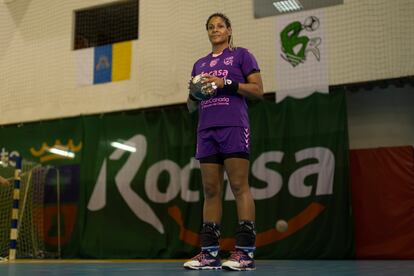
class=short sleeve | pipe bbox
[240,48,260,77]
[191,63,197,78]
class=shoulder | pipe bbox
[191,53,212,75]
[193,52,211,66]
[232,47,253,55]
[232,47,257,60]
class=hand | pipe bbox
[201,74,225,89]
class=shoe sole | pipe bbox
[222,266,256,271]
[184,266,222,270]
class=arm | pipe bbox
[237,72,264,99]
[186,76,199,113]
[187,97,198,113]
[202,72,264,100]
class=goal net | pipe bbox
[0,158,57,261]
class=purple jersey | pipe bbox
[191,47,260,131]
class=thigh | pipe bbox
[224,157,250,184]
[200,163,225,189]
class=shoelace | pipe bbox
[194,252,209,261]
[228,250,245,261]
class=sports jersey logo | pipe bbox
[204,69,228,77]
[200,96,230,109]
[223,56,234,66]
[200,62,206,68]
[209,58,219,67]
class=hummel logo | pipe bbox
[243,128,250,148]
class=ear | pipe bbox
[228,26,232,36]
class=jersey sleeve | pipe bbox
[240,48,260,78]
[191,63,197,78]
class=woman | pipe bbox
[183,13,263,271]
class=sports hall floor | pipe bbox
[1,259,414,275]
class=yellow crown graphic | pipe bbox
[30,139,82,162]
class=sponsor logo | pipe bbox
[280,16,322,67]
[87,134,334,248]
[201,69,229,78]
[200,96,230,109]
[244,128,250,150]
[223,56,234,66]
[209,58,220,67]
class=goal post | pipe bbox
[0,157,61,261]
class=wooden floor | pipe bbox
[1,259,414,275]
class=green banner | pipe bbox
[0,90,354,259]
[0,118,82,256]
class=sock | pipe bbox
[200,222,220,256]
[235,220,256,256]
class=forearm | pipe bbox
[187,97,198,113]
[203,73,264,100]
[237,82,264,99]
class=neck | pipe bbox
[212,43,229,54]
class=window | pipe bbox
[74,0,139,50]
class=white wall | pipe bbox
[0,0,413,125]
[346,85,414,149]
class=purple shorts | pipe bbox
[196,126,250,160]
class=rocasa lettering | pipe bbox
[87,134,335,234]
[201,69,229,77]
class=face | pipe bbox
[207,16,232,46]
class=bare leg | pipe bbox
[224,158,255,221]
[183,163,224,270]
[200,163,224,223]
[222,158,256,271]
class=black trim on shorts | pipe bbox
[199,154,224,165]
[199,152,249,164]
[222,152,250,161]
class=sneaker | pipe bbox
[222,249,255,271]
[183,251,221,270]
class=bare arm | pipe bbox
[187,97,198,113]
[237,72,264,99]
[203,72,264,100]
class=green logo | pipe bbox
[280,16,322,67]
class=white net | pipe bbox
[0,0,413,125]
[0,160,52,261]
[0,166,14,260]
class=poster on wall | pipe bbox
[275,9,329,102]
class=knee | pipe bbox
[203,181,221,199]
[230,180,249,198]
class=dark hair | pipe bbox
[205,13,235,50]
